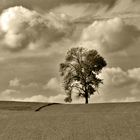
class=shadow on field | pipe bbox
[35,103,61,112]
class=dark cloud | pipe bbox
[0,0,118,13]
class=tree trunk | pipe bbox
[85,89,89,104]
[85,97,88,104]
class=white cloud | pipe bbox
[21,67,140,103]
[101,67,140,87]
[110,97,136,103]
[1,89,19,96]
[80,17,140,54]
[2,68,140,103]
[43,77,60,90]
[1,7,139,58]
[9,78,20,87]
[13,94,86,103]
[0,6,73,52]
[22,95,50,102]
[96,67,140,102]
[128,68,140,81]
[0,89,20,100]
[14,94,66,103]
[100,67,131,87]
[9,78,41,97]
[9,77,39,88]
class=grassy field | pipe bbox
[0,101,139,140]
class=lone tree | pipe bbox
[60,47,107,104]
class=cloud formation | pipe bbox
[0,0,117,13]
[1,67,140,103]
[0,6,73,51]
[98,67,140,102]
[9,78,20,87]
[43,77,60,90]
[101,67,140,86]
[0,6,139,57]
[21,94,66,103]
[128,68,140,81]
[31,68,140,103]
[101,67,131,87]
[80,17,140,53]
[9,77,39,88]
[0,4,140,103]
[43,77,65,98]
[11,94,86,103]
[0,89,20,100]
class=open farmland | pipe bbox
[0,101,139,140]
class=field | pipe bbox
[0,101,139,140]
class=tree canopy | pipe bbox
[60,47,107,104]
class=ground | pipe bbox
[0,101,139,140]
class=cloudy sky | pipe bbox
[0,0,140,103]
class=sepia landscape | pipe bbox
[0,0,140,139]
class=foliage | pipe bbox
[60,47,107,104]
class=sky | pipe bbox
[0,0,140,103]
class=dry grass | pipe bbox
[0,101,139,140]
